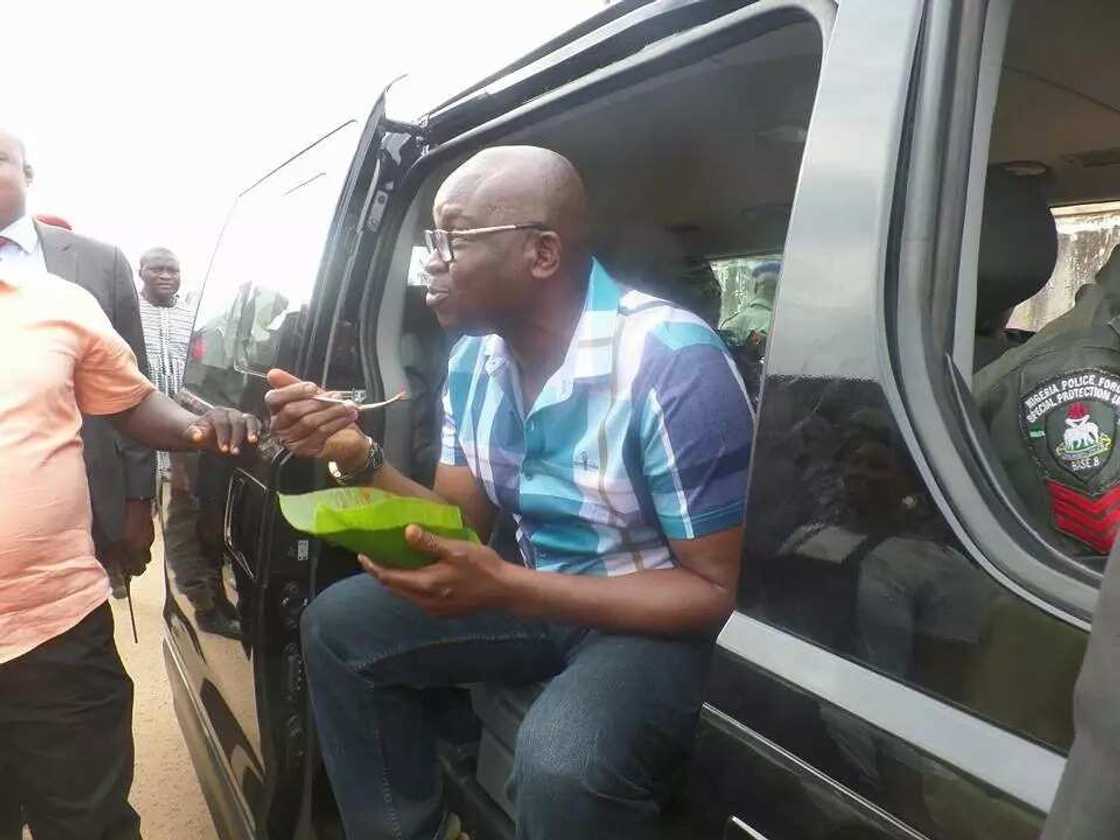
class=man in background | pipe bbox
[137,247,194,407]
[0,129,157,598]
[137,246,240,637]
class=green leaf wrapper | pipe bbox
[278,487,479,569]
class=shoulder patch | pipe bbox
[1020,368,1120,551]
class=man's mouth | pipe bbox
[426,287,451,307]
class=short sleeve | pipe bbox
[637,329,753,540]
[69,285,155,415]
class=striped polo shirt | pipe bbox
[440,259,753,577]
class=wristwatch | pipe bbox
[328,436,384,485]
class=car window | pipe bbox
[183,122,361,409]
[713,254,781,338]
[1008,202,1120,332]
[741,0,1092,759]
[967,0,1120,575]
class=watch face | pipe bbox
[329,438,380,485]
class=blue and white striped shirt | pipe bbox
[440,259,752,577]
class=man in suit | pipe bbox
[0,129,157,597]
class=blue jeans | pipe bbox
[301,574,712,840]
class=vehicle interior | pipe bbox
[955,0,1120,583]
[973,0,1120,372]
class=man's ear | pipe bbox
[529,230,562,279]
[23,163,33,185]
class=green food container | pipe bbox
[278,487,479,569]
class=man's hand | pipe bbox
[264,368,363,462]
[184,407,262,456]
[359,525,511,618]
[122,499,155,573]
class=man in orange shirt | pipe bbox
[0,266,265,839]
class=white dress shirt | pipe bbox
[0,214,47,279]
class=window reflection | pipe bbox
[745,380,1085,753]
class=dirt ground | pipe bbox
[109,534,219,840]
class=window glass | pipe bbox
[183,122,361,409]
[711,255,782,407]
[713,254,782,336]
[970,0,1120,570]
[1008,202,1120,330]
[742,0,1092,758]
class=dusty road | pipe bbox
[109,534,219,840]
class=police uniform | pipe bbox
[975,247,1120,565]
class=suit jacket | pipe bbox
[37,222,157,543]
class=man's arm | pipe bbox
[264,369,497,540]
[501,528,742,633]
[108,248,158,501]
[109,390,260,455]
[364,524,742,636]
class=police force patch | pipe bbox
[1020,368,1120,553]
[1021,370,1120,483]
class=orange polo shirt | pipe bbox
[0,268,154,663]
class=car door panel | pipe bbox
[165,104,401,836]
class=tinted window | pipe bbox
[183,122,361,410]
[742,0,1092,756]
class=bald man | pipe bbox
[266,146,753,839]
[0,129,157,598]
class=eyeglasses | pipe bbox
[423,222,548,264]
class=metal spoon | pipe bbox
[311,389,409,412]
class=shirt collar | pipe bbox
[483,257,622,389]
[0,214,41,257]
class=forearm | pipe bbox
[497,564,735,636]
[110,391,198,451]
[371,461,447,504]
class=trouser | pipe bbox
[301,574,712,840]
[163,489,220,610]
[0,603,141,840]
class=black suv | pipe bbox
[162,1,1119,837]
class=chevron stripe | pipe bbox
[1046,479,1120,553]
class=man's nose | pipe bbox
[424,249,448,275]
